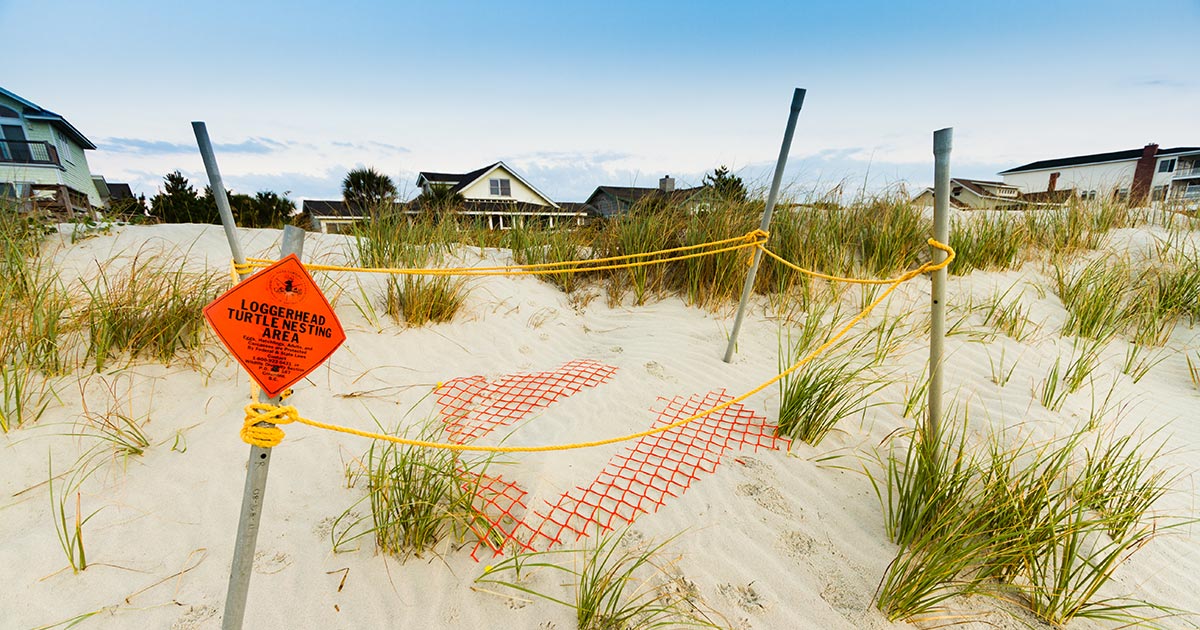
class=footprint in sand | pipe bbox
[171,604,217,630]
[253,550,293,575]
[718,582,767,613]
[776,529,816,559]
[735,483,795,518]
[643,361,678,383]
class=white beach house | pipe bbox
[999,143,1200,205]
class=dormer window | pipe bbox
[489,178,511,196]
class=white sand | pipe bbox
[2,222,1198,629]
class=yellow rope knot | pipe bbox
[747,229,770,243]
[241,402,300,448]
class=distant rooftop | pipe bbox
[1000,146,1200,174]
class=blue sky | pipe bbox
[2,0,1197,202]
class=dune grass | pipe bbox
[353,213,467,326]
[48,453,103,574]
[871,418,1184,626]
[0,210,66,430]
[476,529,722,630]
[342,418,500,559]
[948,213,1025,275]
[82,252,223,371]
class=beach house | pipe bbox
[999,143,1200,205]
[910,177,1074,211]
[413,161,586,229]
[0,86,100,212]
[582,176,705,219]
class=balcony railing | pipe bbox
[0,140,61,167]
[1171,165,1200,179]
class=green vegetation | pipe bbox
[82,253,223,371]
[342,167,398,219]
[871,418,1184,626]
[477,529,722,630]
[340,418,500,558]
[149,170,296,227]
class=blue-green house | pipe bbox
[0,86,100,211]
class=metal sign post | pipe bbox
[192,121,304,630]
[723,87,806,363]
[927,128,953,451]
[219,226,305,630]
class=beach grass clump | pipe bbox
[75,377,152,459]
[353,212,467,326]
[776,352,881,446]
[0,360,56,432]
[1024,205,1103,255]
[601,204,683,306]
[872,422,1183,626]
[385,276,466,326]
[1052,258,1136,342]
[978,286,1035,342]
[948,213,1025,275]
[875,421,976,548]
[1038,339,1105,411]
[852,197,929,277]
[352,420,500,558]
[1052,242,1199,347]
[476,529,721,630]
[82,253,223,371]
[505,223,593,293]
[0,210,70,430]
[676,202,757,307]
[1129,244,1200,344]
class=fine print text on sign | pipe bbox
[204,254,346,398]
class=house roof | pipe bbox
[953,178,1017,197]
[583,185,704,218]
[0,86,96,150]
[416,163,497,193]
[105,183,134,200]
[415,161,559,208]
[999,146,1200,175]
[301,199,362,218]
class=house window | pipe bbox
[1159,158,1176,173]
[54,129,74,165]
[1151,186,1168,202]
[1184,184,1200,199]
[1115,188,1129,202]
[489,178,511,196]
[0,182,31,198]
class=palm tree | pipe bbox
[342,167,398,218]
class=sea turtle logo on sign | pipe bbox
[204,254,346,398]
[268,269,306,304]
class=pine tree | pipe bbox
[703,166,748,203]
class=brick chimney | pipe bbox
[659,175,675,193]
[1130,143,1159,205]
[1048,172,1060,193]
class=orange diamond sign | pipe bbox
[204,254,346,398]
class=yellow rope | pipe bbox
[238,229,770,278]
[756,245,916,285]
[239,238,955,452]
